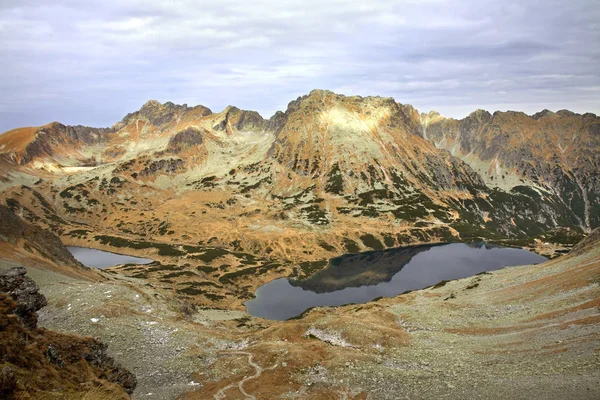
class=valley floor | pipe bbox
[1,235,599,399]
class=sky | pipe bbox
[0,0,599,132]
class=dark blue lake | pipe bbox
[245,243,546,320]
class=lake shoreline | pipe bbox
[67,246,154,269]
[246,242,546,320]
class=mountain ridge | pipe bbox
[0,89,598,308]
[4,89,597,142]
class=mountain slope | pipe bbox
[0,90,597,307]
[421,109,600,231]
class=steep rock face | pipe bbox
[0,267,136,398]
[269,90,414,174]
[421,109,600,231]
[167,127,205,153]
[212,106,269,133]
[268,90,483,192]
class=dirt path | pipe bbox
[214,351,278,400]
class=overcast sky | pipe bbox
[0,0,599,132]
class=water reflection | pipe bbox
[246,243,546,320]
[291,243,438,293]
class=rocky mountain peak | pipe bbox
[532,109,556,120]
[141,99,161,108]
[306,88,337,99]
[420,111,445,127]
[136,100,187,126]
[118,100,211,129]
[556,109,576,117]
[212,105,268,133]
[468,109,492,120]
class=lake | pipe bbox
[245,243,546,320]
[67,246,154,269]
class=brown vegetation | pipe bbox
[0,268,135,399]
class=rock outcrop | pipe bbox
[167,127,205,153]
[0,267,46,328]
[0,267,136,398]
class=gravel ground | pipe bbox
[2,241,599,400]
[0,260,249,400]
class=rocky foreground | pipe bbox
[1,230,598,399]
[0,266,135,399]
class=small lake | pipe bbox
[245,243,546,320]
[67,246,154,269]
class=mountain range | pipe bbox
[0,89,598,306]
[1,89,600,399]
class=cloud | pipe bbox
[0,0,598,131]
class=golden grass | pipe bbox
[15,385,128,400]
